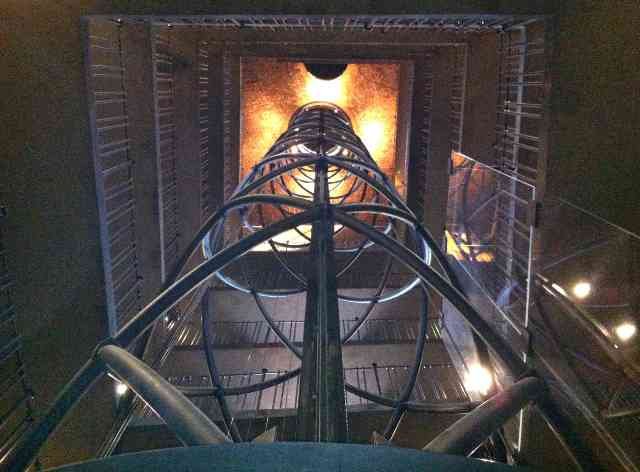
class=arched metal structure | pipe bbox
[198,102,523,444]
[5,103,597,471]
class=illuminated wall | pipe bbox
[240,58,400,179]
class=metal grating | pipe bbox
[171,317,444,349]
[495,21,548,186]
[449,45,467,152]
[411,56,434,221]
[221,49,236,202]
[85,22,143,332]
[198,40,212,223]
[157,362,470,422]
[152,26,180,279]
[88,15,545,33]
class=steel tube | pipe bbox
[383,285,430,439]
[116,209,318,348]
[424,377,543,455]
[97,344,230,445]
[6,210,317,470]
[333,209,526,377]
[297,153,348,442]
[200,289,243,442]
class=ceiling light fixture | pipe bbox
[614,322,637,342]
[572,281,592,299]
[304,62,348,81]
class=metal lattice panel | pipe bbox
[85,21,144,331]
[87,15,546,33]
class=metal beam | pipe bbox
[424,377,543,456]
[297,147,348,442]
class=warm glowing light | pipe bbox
[352,104,391,164]
[288,169,316,200]
[241,60,400,178]
[464,364,493,396]
[304,75,345,104]
[359,120,385,155]
[614,322,637,342]
[241,105,288,175]
[251,224,344,252]
[551,283,568,297]
[475,252,495,263]
[451,151,467,168]
[445,231,465,261]
[115,382,128,396]
[572,281,592,299]
[444,231,492,262]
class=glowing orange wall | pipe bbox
[240,58,400,178]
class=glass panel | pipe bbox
[536,198,640,422]
[446,151,535,352]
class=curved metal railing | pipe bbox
[4,103,596,471]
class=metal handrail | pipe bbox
[173,317,443,348]
[98,345,229,445]
[425,377,544,455]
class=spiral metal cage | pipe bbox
[197,102,523,442]
[7,103,596,472]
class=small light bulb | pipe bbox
[572,281,592,299]
[614,322,637,342]
[464,364,493,396]
[115,382,128,396]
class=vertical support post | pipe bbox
[422,47,454,247]
[297,124,347,442]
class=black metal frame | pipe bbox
[5,103,598,471]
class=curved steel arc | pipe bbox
[210,207,415,304]
[339,203,461,287]
[6,210,322,471]
[200,289,243,442]
[233,157,321,201]
[98,344,231,446]
[12,101,599,472]
[383,285,430,439]
[252,291,303,359]
[267,239,308,287]
[211,260,426,418]
[340,253,394,344]
[180,369,301,397]
[332,209,527,377]
[117,209,319,348]
[343,383,479,414]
